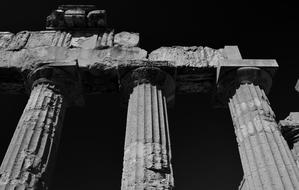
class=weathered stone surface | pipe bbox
[149,46,226,67]
[25,31,57,48]
[122,83,174,190]
[0,46,147,70]
[0,30,135,50]
[0,83,66,189]
[0,47,148,94]
[114,32,139,47]
[0,44,279,95]
[280,112,299,168]
[6,31,30,50]
[1,31,73,49]
[70,33,98,49]
[46,5,106,30]
[97,30,114,48]
[148,46,230,93]
[229,84,299,189]
[0,32,14,49]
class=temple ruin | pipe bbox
[0,5,298,190]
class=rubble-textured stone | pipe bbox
[0,83,66,189]
[122,83,174,190]
[280,112,299,168]
[149,46,226,67]
[1,31,73,49]
[229,84,299,190]
[0,44,278,95]
[25,31,57,48]
[0,30,130,50]
[0,32,14,49]
[0,47,148,94]
[149,46,229,93]
[114,32,139,47]
[6,31,30,50]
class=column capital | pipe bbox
[215,59,278,107]
[26,60,84,106]
[120,65,175,106]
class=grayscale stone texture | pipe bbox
[0,29,233,94]
[0,83,66,189]
[229,84,299,189]
[0,4,290,190]
[280,113,299,169]
[122,83,174,190]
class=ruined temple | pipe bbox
[0,5,298,190]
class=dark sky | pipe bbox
[0,0,299,189]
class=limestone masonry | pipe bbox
[0,4,298,190]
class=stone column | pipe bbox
[121,67,175,190]
[238,177,249,190]
[0,64,81,189]
[227,67,299,190]
[280,113,299,168]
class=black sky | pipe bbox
[0,0,299,189]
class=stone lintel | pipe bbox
[0,30,140,50]
[220,59,278,67]
[0,46,219,94]
[1,44,278,96]
[223,46,242,60]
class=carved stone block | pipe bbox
[114,32,139,47]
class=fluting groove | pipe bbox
[121,83,173,190]
[0,83,66,190]
[229,84,299,190]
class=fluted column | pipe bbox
[121,67,175,190]
[0,64,81,189]
[238,177,249,190]
[227,68,299,190]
